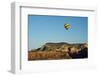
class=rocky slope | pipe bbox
[28,42,88,60]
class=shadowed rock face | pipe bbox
[28,42,88,60]
[68,47,88,58]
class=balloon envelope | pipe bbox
[64,23,70,30]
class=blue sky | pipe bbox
[28,15,88,50]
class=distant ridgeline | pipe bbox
[28,42,88,60]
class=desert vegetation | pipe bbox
[28,42,88,60]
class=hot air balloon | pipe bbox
[64,23,70,30]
